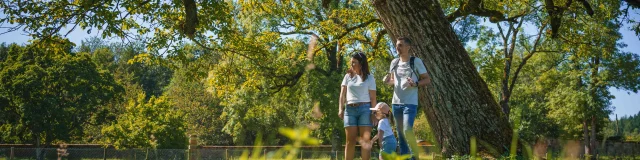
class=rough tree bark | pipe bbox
[583,119,590,157]
[370,0,513,157]
[588,55,601,160]
[590,116,597,160]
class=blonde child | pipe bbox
[370,102,396,159]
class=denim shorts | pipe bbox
[343,103,372,127]
[380,136,398,156]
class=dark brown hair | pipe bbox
[351,51,370,81]
[397,37,412,45]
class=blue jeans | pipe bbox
[380,136,397,159]
[392,104,417,158]
[343,103,373,127]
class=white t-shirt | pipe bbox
[377,118,394,138]
[341,74,376,104]
[389,58,428,105]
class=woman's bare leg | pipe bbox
[345,127,358,160]
[359,126,372,160]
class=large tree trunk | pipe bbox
[587,55,600,160]
[583,119,590,157]
[370,0,513,157]
[590,116,597,160]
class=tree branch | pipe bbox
[560,35,597,46]
[271,70,305,93]
[624,0,640,8]
[497,23,510,44]
[189,36,312,94]
[578,0,594,16]
[334,19,381,40]
[347,29,387,49]
[277,31,315,35]
[309,19,381,59]
[181,0,199,38]
[312,67,330,77]
[373,29,387,49]
[508,19,525,57]
[446,0,524,23]
[546,0,574,38]
[509,23,547,94]
[0,24,23,35]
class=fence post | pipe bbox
[300,150,302,160]
[263,149,266,160]
[189,135,198,160]
[10,147,14,160]
[226,149,228,160]
[103,147,106,160]
[633,143,640,157]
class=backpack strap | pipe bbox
[409,56,420,81]
[391,58,400,73]
[410,56,416,71]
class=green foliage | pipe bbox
[0,0,232,52]
[461,0,640,144]
[608,111,640,142]
[76,38,175,144]
[414,112,435,144]
[1,1,639,156]
[4,0,391,147]
[79,38,174,99]
[101,94,187,149]
[0,42,123,145]
[164,45,233,145]
[200,0,391,145]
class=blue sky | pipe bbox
[1,10,639,120]
[609,23,640,120]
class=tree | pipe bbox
[369,0,513,156]
[164,44,233,145]
[457,0,638,143]
[207,1,392,146]
[0,40,123,159]
[101,94,188,149]
[0,43,31,144]
[369,0,629,156]
[467,24,564,144]
[621,1,640,39]
[613,111,640,141]
[79,38,174,99]
[5,0,636,157]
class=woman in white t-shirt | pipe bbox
[339,52,376,160]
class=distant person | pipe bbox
[383,37,431,160]
[370,102,396,160]
[339,51,376,160]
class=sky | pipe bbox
[609,23,640,120]
[1,8,639,120]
